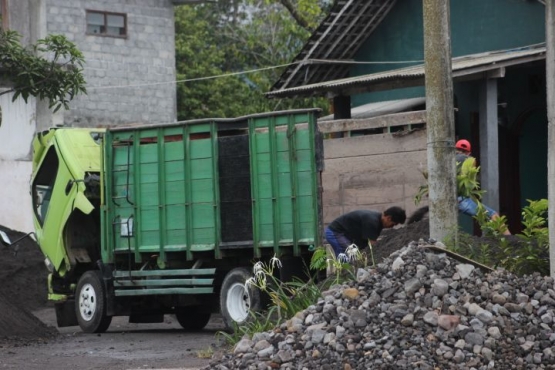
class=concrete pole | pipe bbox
[422,0,458,243]
[479,79,500,212]
[546,0,555,276]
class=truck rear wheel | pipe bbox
[175,307,211,331]
[75,270,112,333]
[220,267,261,331]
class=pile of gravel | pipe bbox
[206,241,555,370]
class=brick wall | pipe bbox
[46,0,177,127]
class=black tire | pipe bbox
[75,270,112,333]
[220,267,261,331]
[175,307,211,331]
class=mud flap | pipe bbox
[55,300,78,327]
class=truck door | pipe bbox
[31,145,77,272]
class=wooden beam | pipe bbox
[318,110,426,133]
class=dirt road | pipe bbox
[0,306,223,370]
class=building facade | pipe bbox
[0,0,179,232]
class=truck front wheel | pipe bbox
[220,267,261,331]
[75,270,112,333]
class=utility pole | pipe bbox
[422,0,458,243]
[546,0,555,276]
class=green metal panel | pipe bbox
[103,121,221,263]
[249,111,321,257]
[114,279,214,287]
[115,288,213,296]
[113,268,215,277]
[102,109,322,265]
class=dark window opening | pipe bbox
[139,137,158,144]
[190,133,211,140]
[32,147,60,225]
[529,74,543,95]
[350,128,383,136]
[86,10,127,37]
[218,129,248,137]
[164,134,183,142]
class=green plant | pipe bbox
[456,158,484,201]
[248,256,323,320]
[310,244,365,288]
[414,158,510,236]
[216,254,324,346]
[473,204,510,237]
[505,199,549,275]
[0,29,86,112]
[196,346,214,359]
[415,157,483,206]
[414,169,429,206]
[446,199,549,276]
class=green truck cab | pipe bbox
[27,109,323,333]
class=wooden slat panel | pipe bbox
[324,129,427,159]
[319,111,426,133]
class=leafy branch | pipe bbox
[0,29,87,113]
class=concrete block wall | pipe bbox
[45,0,177,127]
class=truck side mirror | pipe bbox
[0,231,36,247]
[0,231,36,257]
[0,230,11,246]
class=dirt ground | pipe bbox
[0,225,223,369]
[0,217,433,369]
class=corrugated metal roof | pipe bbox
[267,46,546,99]
[270,0,397,93]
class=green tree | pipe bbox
[175,0,330,120]
[0,29,86,113]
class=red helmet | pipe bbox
[455,139,471,152]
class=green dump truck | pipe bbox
[25,109,323,333]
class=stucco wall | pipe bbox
[45,0,177,127]
[0,93,36,160]
[0,160,34,233]
[0,92,36,232]
[319,113,428,226]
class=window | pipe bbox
[86,10,126,37]
[32,147,59,225]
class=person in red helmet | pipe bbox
[455,139,510,235]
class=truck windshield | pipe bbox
[32,147,59,225]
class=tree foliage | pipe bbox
[175,0,331,120]
[0,29,86,113]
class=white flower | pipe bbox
[245,277,257,288]
[337,253,349,263]
[270,255,282,269]
[253,261,264,275]
[345,244,360,262]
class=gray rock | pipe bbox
[234,338,254,354]
[455,264,475,279]
[423,311,438,326]
[404,278,422,296]
[431,279,449,297]
[210,244,555,370]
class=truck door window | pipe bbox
[32,147,59,225]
